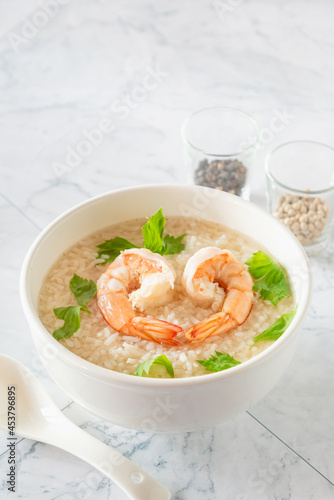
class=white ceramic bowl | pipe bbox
[20,185,312,433]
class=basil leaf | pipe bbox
[162,233,186,255]
[142,208,166,253]
[96,237,138,265]
[135,354,174,378]
[197,351,241,373]
[69,274,97,312]
[53,306,82,340]
[253,305,298,344]
[246,251,290,307]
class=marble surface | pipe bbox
[1,0,334,498]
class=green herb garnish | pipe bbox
[253,305,298,344]
[53,306,82,340]
[96,208,186,264]
[143,208,186,256]
[197,351,241,373]
[162,233,186,255]
[53,274,97,340]
[246,251,290,307]
[134,354,174,378]
[142,208,166,253]
[69,273,97,313]
[96,237,138,265]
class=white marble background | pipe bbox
[1,0,334,498]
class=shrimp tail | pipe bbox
[185,313,237,342]
[121,317,183,346]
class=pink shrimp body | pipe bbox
[97,248,182,345]
[182,247,254,342]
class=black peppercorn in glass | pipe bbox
[182,106,260,200]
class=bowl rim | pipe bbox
[20,184,312,388]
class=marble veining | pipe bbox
[1,0,334,498]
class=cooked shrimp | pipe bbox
[182,247,254,341]
[97,248,182,345]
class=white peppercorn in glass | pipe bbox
[266,141,334,255]
[182,107,260,200]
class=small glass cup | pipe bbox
[182,106,260,200]
[266,140,334,255]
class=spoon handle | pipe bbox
[42,416,170,500]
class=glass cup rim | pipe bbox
[265,140,334,196]
[181,105,261,157]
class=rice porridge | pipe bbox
[38,216,295,378]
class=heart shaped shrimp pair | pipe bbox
[97,247,254,345]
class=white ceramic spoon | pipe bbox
[0,355,171,500]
